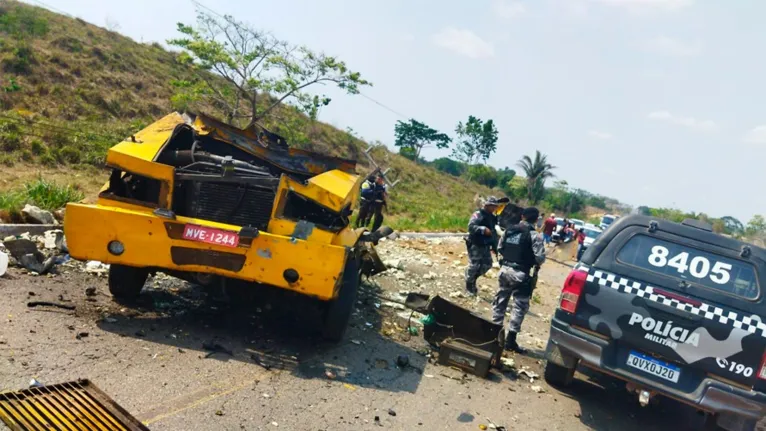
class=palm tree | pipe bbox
[517,150,556,204]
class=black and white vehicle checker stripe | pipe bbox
[579,265,766,338]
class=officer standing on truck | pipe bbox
[464,196,500,295]
[493,206,546,354]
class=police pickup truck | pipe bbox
[544,215,766,431]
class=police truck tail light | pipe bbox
[559,269,587,314]
[757,352,766,381]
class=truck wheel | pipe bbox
[108,264,149,302]
[322,255,361,342]
[544,361,576,387]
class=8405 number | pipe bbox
[648,246,731,285]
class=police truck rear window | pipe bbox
[617,235,759,299]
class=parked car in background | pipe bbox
[600,214,618,230]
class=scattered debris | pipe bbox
[85,286,97,296]
[202,341,233,357]
[531,385,545,393]
[27,301,75,311]
[22,205,57,225]
[250,354,272,370]
[76,332,89,340]
[271,422,278,427]
[500,357,515,370]
[4,238,56,275]
[85,261,109,275]
[43,230,66,251]
[388,409,396,417]
[0,251,7,277]
[325,370,337,380]
[479,425,488,430]
[28,379,43,388]
[517,369,540,383]
[215,410,224,416]
[396,355,410,368]
[350,339,363,345]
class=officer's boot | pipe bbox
[505,331,527,354]
[465,280,477,296]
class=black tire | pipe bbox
[322,255,361,342]
[108,264,149,302]
[544,360,576,387]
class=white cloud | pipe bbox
[645,36,701,57]
[492,0,526,19]
[431,28,495,59]
[744,125,766,144]
[588,130,613,140]
[592,0,693,12]
[398,33,415,42]
[647,111,718,132]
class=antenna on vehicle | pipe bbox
[363,145,400,189]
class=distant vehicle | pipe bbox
[600,214,618,230]
[544,216,766,431]
[580,225,602,250]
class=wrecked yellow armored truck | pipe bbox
[64,112,388,341]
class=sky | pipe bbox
[22,0,766,222]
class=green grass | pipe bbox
[0,0,503,231]
[0,177,83,221]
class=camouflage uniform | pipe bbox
[493,219,546,351]
[464,206,498,293]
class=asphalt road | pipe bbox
[0,237,753,430]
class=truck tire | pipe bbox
[322,255,361,342]
[544,361,576,387]
[108,264,149,302]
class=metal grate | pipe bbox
[0,379,149,431]
[185,181,276,231]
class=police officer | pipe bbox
[493,206,546,354]
[356,175,377,229]
[464,196,500,295]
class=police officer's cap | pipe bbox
[483,196,500,206]
[522,207,540,220]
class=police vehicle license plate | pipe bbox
[627,351,680,383]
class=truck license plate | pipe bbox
[182,224,239,248]
[627,351,680,383]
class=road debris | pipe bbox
[202,341,233,357]
[517,369,540,383]
[22,205,57,225]
[4,238,56,275]
[75,332,89,340]
[396,355,410,368]
[0,251,7,277]
[325,370,337,380]
[250,354,272,370]
[388,409,396,416]
[531,385,545,393]
[27,301,76,311]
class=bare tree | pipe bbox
[168,10,371,128]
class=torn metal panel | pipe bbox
[0,379,149,431]
[189,113,357,175]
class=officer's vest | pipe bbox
[360,181,375,199]
[500,223,536,273]
[470,210,497,246]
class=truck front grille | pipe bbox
[179,181,276,230]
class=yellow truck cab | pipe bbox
[64,112,386,341]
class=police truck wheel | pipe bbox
[322,256,361,342]
[544,361,576,387]
[108,264,149,302]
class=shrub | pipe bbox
[21,178,84,210]
[59,146,81,163]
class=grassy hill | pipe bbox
[0,0,496,230]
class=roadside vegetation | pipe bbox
[0,0,761,238]
[0,177,83,222]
